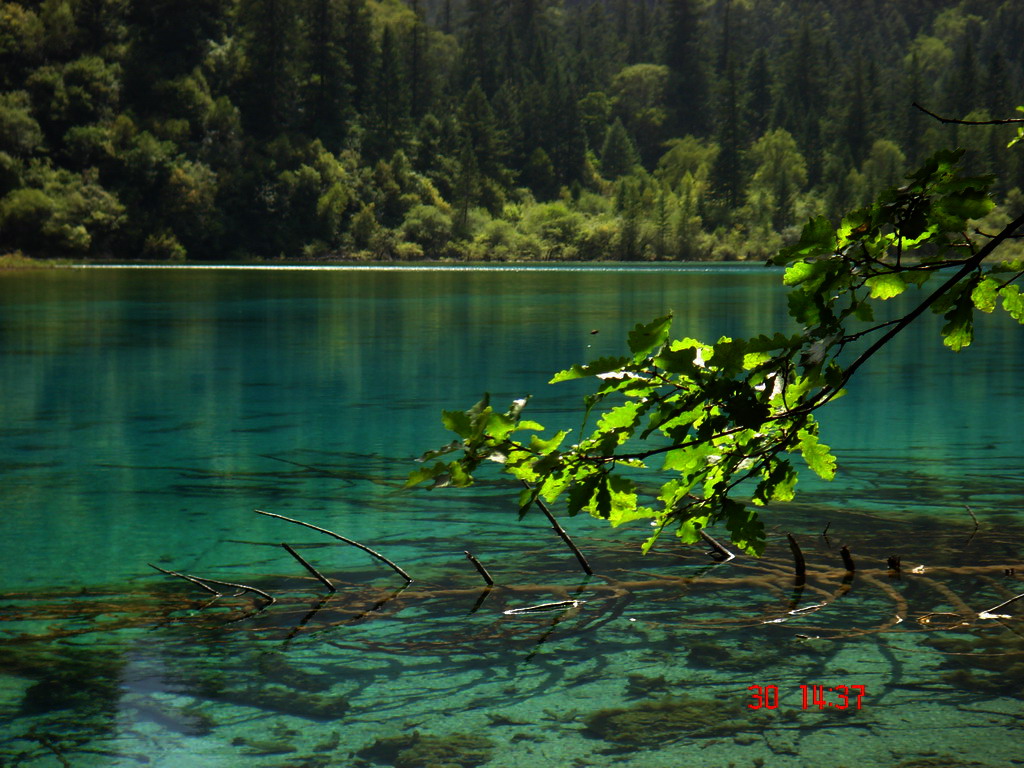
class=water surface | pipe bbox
[1,266,1021,767]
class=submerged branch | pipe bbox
[148,563,221,596]
[281,542,338,592]
[187,576,275,606]
[521,481,594,576]
[255,509,412,583]
[464,550,495,586]
[148,563,274,606]
[699,529,736,563]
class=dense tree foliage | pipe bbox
[1,0,1022,261]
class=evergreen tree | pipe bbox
[303,0,350,149]
[600,118,640,180]
[236,0,301,137]
[342,0,374,113]
[662,0,708,136]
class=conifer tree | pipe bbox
[600,118,640,180]
[304,0,350,149]
[236,0,301,137]
[663,0,707,136]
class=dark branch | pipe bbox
[464,550,495,586]
[255,509,413,583]
[913,102,1024,125]
[281,542,338,592]
[522,481,594,575]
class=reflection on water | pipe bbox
[1,268,1022,767]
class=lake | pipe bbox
[1,265,1022,767]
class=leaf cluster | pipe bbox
[409,151,1024,556]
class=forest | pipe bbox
[0,0,1022,262]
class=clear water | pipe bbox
[1,265,1021,768]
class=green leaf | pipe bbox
[865,273,907,300]
[775,215,836,264]
[662,443,714,474]
[448,461,473,487]
[518,485,538,518]
[1001,285,1024,322]
[441,408,474,438]
[596,400,644,432]
[722,499,765,556]
[627,314,673,360]
[797,426,837,480]
[530,430,568,454]
[653,347,700,374]
[417,440,462,463]
[783,260,820,286]
[935,186,995,221]
[942,290,975,351]
[710,337,747,375]
[549,356,631,383]
[404,461,450,489]
[971,277,1000,314]
[852,298,875,321]
[753,459,798,505]
[567,474,602,517]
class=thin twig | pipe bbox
[913,102,1024,125]
[148,563,222,596]
[980,592,1024,616]
[281,542,337,592]
[464,550,495,586]
[255,509,412,583]
[189,576,275,605]
[975,228,1024,241]
[504,600,585,615]
[699,529,736,563]
[149,563,274,605]
[521,481,594,576]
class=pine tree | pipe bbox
[663,0,707,136]
[303,0,350,148]
[236,0,301,137]
[600,118,640,180]
[343,0,374,113]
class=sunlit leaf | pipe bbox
[549,356,631,383]
[627,314,673,360]
[797,426,837,480]
[941,291,975,351]
[865,273,907,300]
[597,400,644,432]
[1001,285,1024,322]
[404,461,450,489]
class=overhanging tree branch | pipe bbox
[913,102,1024,125]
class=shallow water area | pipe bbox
[1,265,1022,767]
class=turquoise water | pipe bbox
[1,266,1022,767]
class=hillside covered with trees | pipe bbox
[1,0,1022,261]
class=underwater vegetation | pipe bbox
[356,731,495,768]
[583,694,764,747]
[927,626,1024,696]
